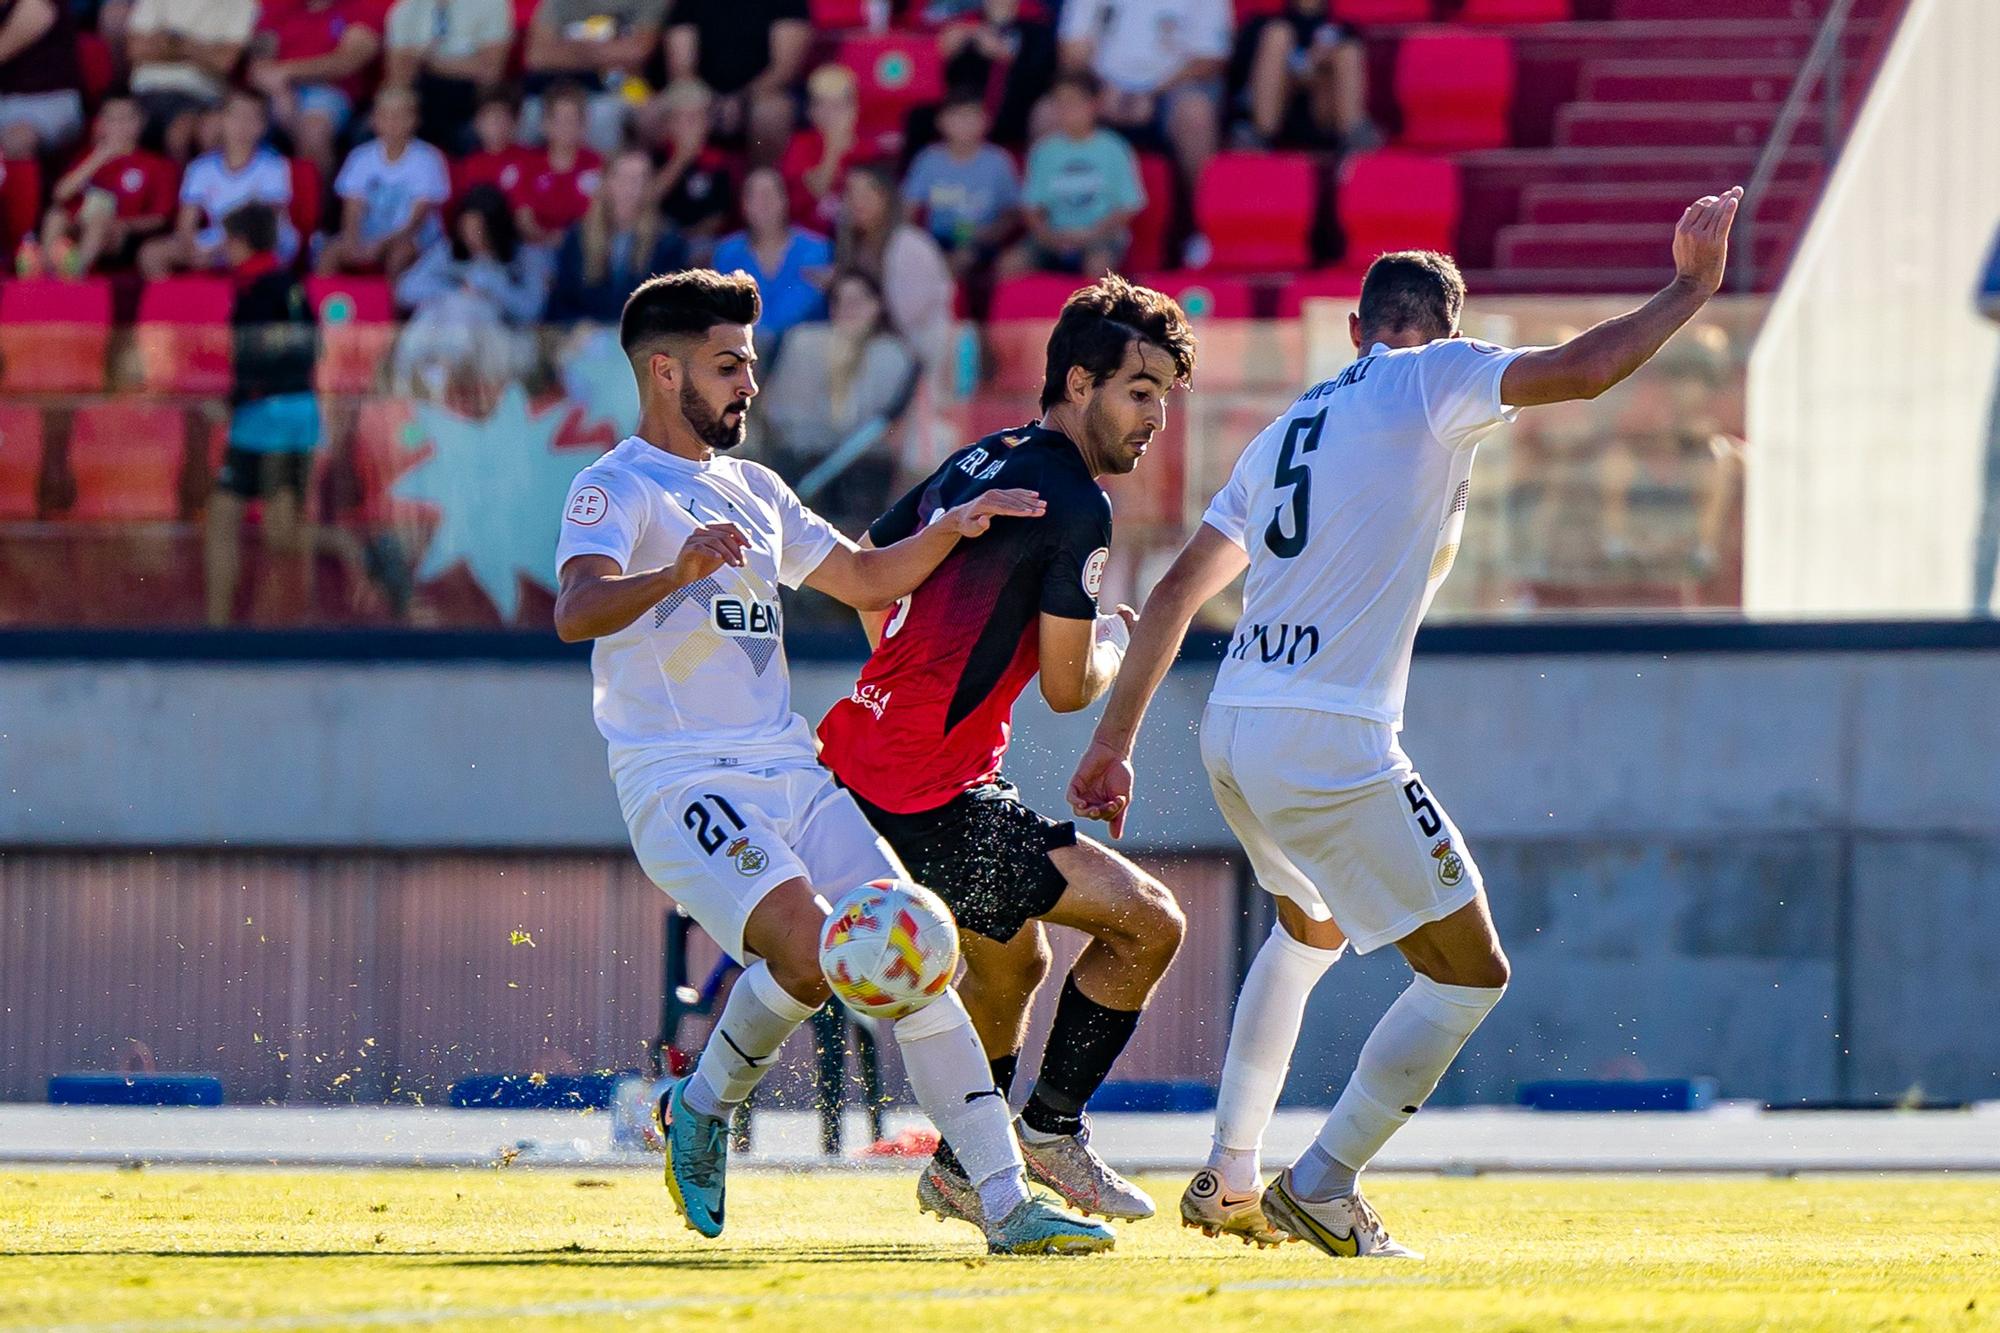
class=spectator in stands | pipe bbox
[0,0,85,157]
[32,96,177,277]
[781,64,869,233]
[1234,0,1376,152]
[666,0,809,160]
[546,147,687,326]
[902,88,1019,277]
[204,202,321,627]
[641,78,735,259]
[836,163,954,364]
[393,183,551,404]
[319,87,448,278]
[383,0,511,152]
[522,0,666,155]
[1059,0,1226,199]
[512,82,602,248]
[125,0,257,157]
[247,0,389,181]
[711,164,830,356]
[938,0,1058,148]
[1007,70,1142,278]
[453,90,531,202]
[141,89,297,277]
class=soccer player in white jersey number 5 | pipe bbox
[1068,188,1744,1257]
[555,270,1114,1255]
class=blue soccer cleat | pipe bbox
[657,1076,729,1238]
[984,1193,1116,1256]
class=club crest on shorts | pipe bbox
[1431,839,1465,887]
[726,836,769,877]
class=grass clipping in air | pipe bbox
[2,1170,1996,1330]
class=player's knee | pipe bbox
[1109,877,1184,971]
[764,941,834,1009]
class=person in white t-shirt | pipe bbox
[553,269,1114,1256]
[1069,187,1744,1257]
[139,89,297,277]
[320,88,449,278]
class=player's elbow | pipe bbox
[552,599,592,643]
[1040,679,1089,714]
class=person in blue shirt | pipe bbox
[547,147,689,326]
[711,165,830,360]
[1005,71,1144,278]
[1975,225,2000,613]
[902,90,1020,277]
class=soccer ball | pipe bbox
[819,878,960,1020]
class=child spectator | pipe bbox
[319,87,448,278]
[1008,70,1143,278]
[512,82,602,248]
[1234,0,1376,151]
[780,64,871,233]
[901,89,1019,276]
[452,91,532,202]
[938,0,1058,148]
[247,0,390,181]
[1059,0,1227,194]
[141,90,297,277]
[547,147,688,326]
[522,0,667,154]
[711,165,829,355]
[836,163,954,366]
[383,0,512,151]
[394,183,552,403]
[34,97,179,277]
[642,79,735,257]
[0,0,84,157]
[126,0,258,151]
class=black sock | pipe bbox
[934,1050,1022,1176]
[1019,975,1141,1138]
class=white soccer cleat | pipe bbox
[1179,1168,1288,1247]
[1017,1115,1156,1221]
[1261,1169,1422,1259]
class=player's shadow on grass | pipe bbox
[442,1241,972,1270]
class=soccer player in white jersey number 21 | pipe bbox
[554,270,1114,1255]
[1069,187,1743,1257]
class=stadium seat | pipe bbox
[988,274,1081,321]
[1194,152,1317,273]
[1331,0,1430,20]
[0,156,44,254]
[307,275,395,395]
[289,157,323,243]
[65,401,187,521]
[0,402,43,519]
[1128,154,1177,272]
[76,31,116,109]
[1233,0,1288,19]
[1336,150,1460,271]
[810,0,869,26]
[1395,31,1515,150]
[0,278,112,393]
[838,34,946,141]
[136,277,234,396]
[1131,272,1254,319]
[1458,0,1569,19]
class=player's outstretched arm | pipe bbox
[553,522,749,642]
[1500,186,1741,408]
[1067,523,1249,838]
[804,488,1045,611]
[1038,602,1138,715]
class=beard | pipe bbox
[1083,394,1143,475]
[682,380,747,451]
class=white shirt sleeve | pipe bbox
[1191,0,1232,60]
[758,465,849,588]
[1200,445,1256,550]
[1417,337,1532,451]
[416,144,451,203]
[1058,0,1107,43]
[333,144,371,200]
[556,468,647,575]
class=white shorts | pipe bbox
[1199,702,1482,955]
[623,762,906,963]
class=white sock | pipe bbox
[1292,973,1505,1200]
[1207,925,1346,1192]
[684,961,819,1119]
[895,989,1031,1223]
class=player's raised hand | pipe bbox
[1673,185,1742,296]
[942,488,1046,538]
[672,521,749,584]
[1068,736,1136,839]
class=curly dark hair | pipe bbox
[620,268,763,357]
[1038,273,1197,410]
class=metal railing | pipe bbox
[1732,0,1860,293]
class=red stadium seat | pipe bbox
[66,401,187,521]
[811,0,869,27]
[838,35,946,140]
[306,275,395,395]
[988,274,1081,321]
[1234,0,1288,19]
[0,156,43,255]
[289,157,323,244]
[1276,269,1364,318]
[1459,0,1568,19]
[0,278,112,393]
[136,277,234,395]
[1336,150,1460,270]
[76,31,116,109]
[1128,154,1177,273]
[1331,0,1430,20]
[1194,152,1317,273]
[0,402,43,519]
[1395,31,1514,150]
[1130,273,1253,319]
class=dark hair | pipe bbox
[476,87,521,116]
[224,87,269,115]
[1357,250,1465,341]
[620,269,763,357]
[1038,273,1196,410]
[452,183,519,263]
[544,80,591,112]
[1051,69,1102,101]
[939,87,988,116]
[222,202,280,254]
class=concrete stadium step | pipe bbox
[1509,18,1886,64]
[1555,101,1822,149]
[1614,0,1838,18]
[1579,58,1805,106]
[1493,222,1793,272]
[1520,179,1816,226]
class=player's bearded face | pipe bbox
[1082,345,1172,476]
[681,374,748,451]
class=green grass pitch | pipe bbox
[4,1168,1996,1330]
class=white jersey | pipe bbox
[556,437,848,815]
[1201,337,1530,728]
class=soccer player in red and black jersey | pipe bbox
[818,276,1197,1227]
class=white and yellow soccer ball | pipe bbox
[819,878,960,1020]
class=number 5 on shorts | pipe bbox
[1403,779,1443,838]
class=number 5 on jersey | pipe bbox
[1264,409,1327,559]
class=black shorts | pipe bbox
[847,781,1077,944]
[216,448,311,501]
